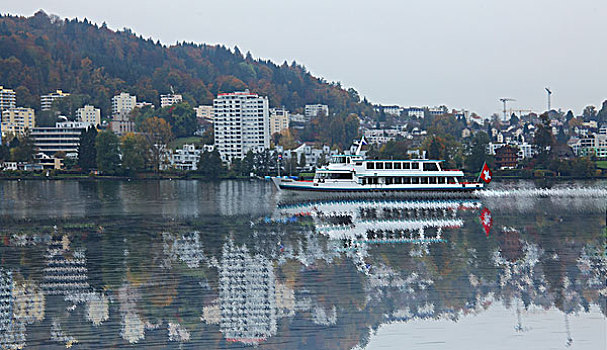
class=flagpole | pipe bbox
[477,161,486,183]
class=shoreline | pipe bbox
[0,173,604,182]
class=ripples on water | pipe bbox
[0,180,605,349]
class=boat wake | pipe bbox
[476,187,607,198]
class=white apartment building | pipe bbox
[76,105,101,126]
[30,121,93,156]
[213,91,270,161]
[1,107,35,136]
[160,93,183,108]
[195,105,214,123]
[40,90,70,111]
[0,86,16,111]
[269,108,290,135]
[167,143,215,171]
[135,101,154,109]
[381,105,404,116]
[406,107,424,119]
[304,104,329,118]
[111,92,136,116]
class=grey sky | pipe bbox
[3,0,607,117]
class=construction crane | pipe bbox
[499,98,516,121]
[545,87,552,111]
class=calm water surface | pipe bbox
[0,180,605,349]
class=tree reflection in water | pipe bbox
[0,190,605,349]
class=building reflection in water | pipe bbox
[0,193,604,348]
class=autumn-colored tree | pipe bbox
[140,117,173,172]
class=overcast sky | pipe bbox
[4,0,607,117]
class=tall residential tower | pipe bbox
[213,91,269,161]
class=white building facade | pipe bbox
[160,94,183,108]
[0,86,16,111]
[76,105,101,126]
[111,93,136,116]
[40,90,70,111]
[213,91,270,161]
[30,121,93,156]
[195,105,214,123]
[304,104,329,118]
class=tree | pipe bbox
[78,126,97,171]
[140,117,173,172]
[298,153,307,169]
[10,133,35,162]
[197,150,224,179]
[465,132,490,172]
[95,131,120,174]
[582,106,597,121]
[121,133,146,174]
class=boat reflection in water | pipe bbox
[0,192,605,348]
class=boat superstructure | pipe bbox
[272,142,483,192]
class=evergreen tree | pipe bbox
[465,132,490,172]
[78,126,97,171]
[197,150,224,179]
[95,131,120,174]
[298,153,307,169]
[9,133,35,162]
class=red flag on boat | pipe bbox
[479,208,492,236]
[479,162,492,184]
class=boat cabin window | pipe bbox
[319,172,353,180]
[331,156,347,164]
[376,162,384,170]
[411,177,419,184]
[429,177,437,184]
[403,162,410,170]
[447,177,457,184]
[423,162,439,171]
[403,177,411,184]
[394,162,402,170]
[385,162,393,170]
[438,177,446,184]
[366,162,374,170]
[421,177,429,184]
[411,162,419,170]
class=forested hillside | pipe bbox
[0,11,374,117]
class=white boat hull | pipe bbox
[272,177,483,192]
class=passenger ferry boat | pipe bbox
[272,138,485,192]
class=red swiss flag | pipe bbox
[479,162,492,184]
[479,208,492,236]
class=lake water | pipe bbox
[0,180,605,349]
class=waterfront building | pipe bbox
[41,90,70,111]
[213,91,269,161]
[0,86,16,111]
[30,121,92,156]
[488,142,535,160]
[167,144,214,171]
[269,108,289,135]
[160,93,183,108]
[76,105,101,126]
[304,104,329,118]
[112,92,136,116]
[218,241,276,344]
[109,111,135,136]
[194,105,214,123]
[1,107,35,135]
[495,145,519,169]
